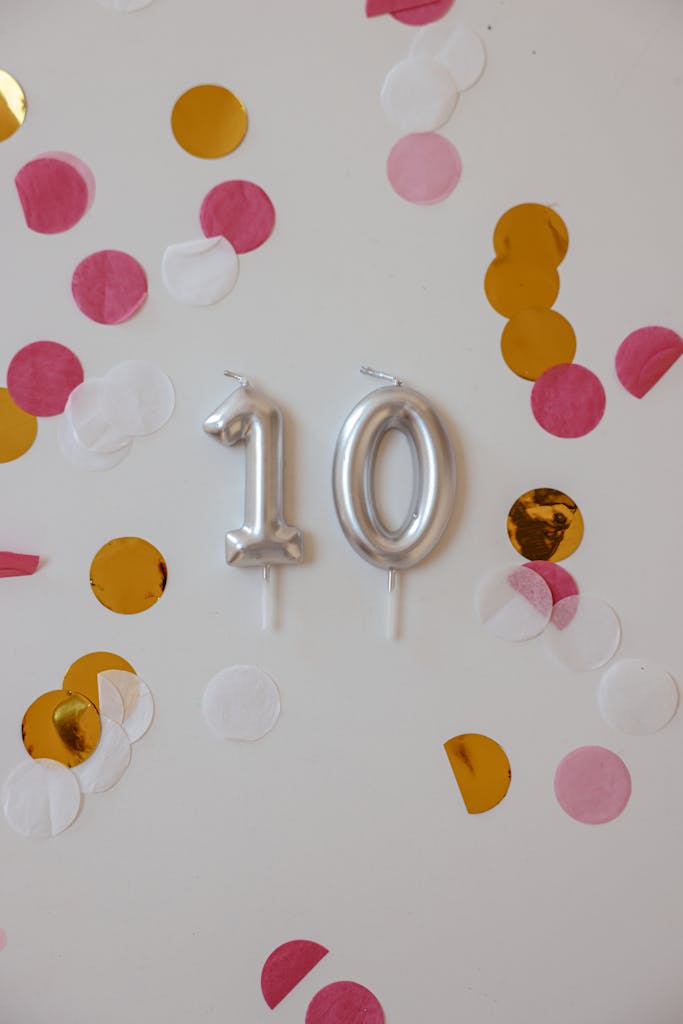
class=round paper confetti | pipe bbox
[531,363,606,438]
[501,309,576,381]
[380,56,458,133]
[443,733,511,813]
[15,154,93,234]
[40,151,96,206]
[63,651,136,709]
[22,690,101,767]
[261,941,329,1009]
[71,250,147,325]
[7,341,83,416]
[99,360,175,437]
[476,564,552,642]
[410,21,486,90]
[3,759,81,838]
[523,560,578,606]
[162,237,239,305]
[306,982,384,1024]
[97,674,125,724]
[58,413,132,472]
[200,181,275,254]
[0,69,26,142]
[493,203,569,267]
[171,85,247,158]
[615,325,683,398]
[554,746,631,825]
[98,670,154,742]
[484,257,560,318]
[202,665,280,741]
[598,660,678,735]
[544,595,621,671]
[392,0,454,25]
[97,0,154,10]
[386,132,461,204]
[90,537,167,615]
[65,379,131,453]
[507,488,584,562]
[0,389,37,463]
[72,717,131,793]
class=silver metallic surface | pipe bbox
[332,384,456,571]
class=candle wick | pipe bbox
[223,369,250,387]
[360,365,402,386]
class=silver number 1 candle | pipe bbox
[204,372,303,629]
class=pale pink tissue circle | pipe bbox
[554,745,631,825]
[531,363,606,438]
[387,132,461,204]
[392,0,454,25]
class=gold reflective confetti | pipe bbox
[62,651,136,709]
[485,257,559,318]
[90,536,167,614]
[501,309,577,381]
[443,733,511,814]
[0,388,37,462]
[493,203,569,267]
[171,84,247,158]
[507,488,584,562]
[22,689,100,767]
[0,70,26,142]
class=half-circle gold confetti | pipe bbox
[90,536,167,614]
[493,203,569,267]
[501,308,577,381]
[171,84,247,158]
[0,388,37,462]
[485,257,559,318]
[22,689,100,767]
[62,651,136,709]
[443,733,511,814]
[0,70,26,142]
[507,487,584,563]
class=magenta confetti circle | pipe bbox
[524,561,578,606]
[72,250,148,325]
[15,155,92,234]
[200,180,275,254]
[554,746,631,824]
[7,341,84,417]
[306,982,384,1024]
[392,0,454,25]
[531,363,606,438]
[387,132,461,204]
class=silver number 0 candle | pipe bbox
[332,367,456,638]
[204,372,303,629]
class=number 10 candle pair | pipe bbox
[204,367,456,637]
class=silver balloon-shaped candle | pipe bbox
[332,367,456,638]
[204,372,303,629]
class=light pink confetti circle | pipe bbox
[7,341,84,416]
[523,560,578,606]
[71,250,148,325]
[306,982,384,1024]
[200,181,275,254]
[554,745,631,825]
[0,930,6,952]
[615,325,683,398]
[15,155,93,234]
[392,0,454,25]
[387,132,461,204]
[531,363,606,438]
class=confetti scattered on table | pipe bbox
[493,203,569,266]
[443,733,511,814]
[15,153,94,233]
[531,362,606,438]
[0,552,40,578]
[72,718,131,793]
[58,412,133,471]
[523,560,578,606]
[98,670,154,741]
[261,940,329,1009]
[554,746,631,825]
[507,488,583,562]
[544,594,621,671]
[200,180,275,254]
[71,250,148,325]
[63,379,132,454]
[2,759,81,838]
[380,56,458,132]
[172,84,247,158]
[90,536,167,614]
[162,237,239,305]
[484,256,560,318]
[7,340,83,416]
[501,309,576,381]
[0,69,26,141]
[598,659,678,735]
[99,360,175,437]
[386,132,461,204]
[202,665,280,741]
[615,325,683,398]
[22,690,101,767]
[63,651,136,709]
[409,18,486,89]
[476,564,552,641]
[0,388,37,463]
[305,982,384,1024]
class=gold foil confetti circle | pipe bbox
[0,70,26,142]
[90,536,167,614]
[62,651,136,708]
[507,488,584,562]
[501,308,577,381]
[493,203,569,267]
[443,733,511,814]
[22,689,101,767]
[0,388,37,462]
[171,85,247,158]
[485,257,560,318]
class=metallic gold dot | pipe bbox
[0,388,37,462]
[171,85,247,158]
[62,651,136,708]
[0,70,26,142]
[90,537,167,614]
[22,690,100,767]
[443,733,511,814]
[501,309,577,381]
[485,257,559,319]
[507,488,584,563]
[493,203,569,267]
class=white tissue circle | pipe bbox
[98,670,154,742]
[202,665,281,741]
[476,564,552,642]
[380,56,458,132]
[598,659,679,734]
[410,21,486,91]
[100,360,175,437]
[72,718,131,793]
[162,237,239,306]
[544,595,621,671]
[65,379,132,453]
[97,674,125,724]
[58,412,133,471]
[3,759,81,838]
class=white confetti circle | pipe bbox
[202,665,281,741]
[598,659,679,734]
[58,412,132,471]
[410,21,486,91]
[3,759,81,838]
[72,718,131,793]
[65,379,131,453]
[98,670,154,742]
[544,594,621,671]
[162,237,239,306]
[100,361,175,437]
[380,56,458,132]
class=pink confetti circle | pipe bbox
[200,180,275,254]
[0,930,6,952]
[615,325,683,398]
[392,0,453,25]
[15,155,93,234]
[387,132,461,204]
[531,363,606,438]
[306,983,384,1024]
[7,341,84,416]
[524,561,578,606]
[554,746,631,825]
[72,250,148,325]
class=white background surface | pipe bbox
[1,1,683,1021]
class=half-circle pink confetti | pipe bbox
[615,326,683,398]
[387,132,461,204]
[476,564,552,642]
[306,982,384,1024]
[392,0,454,25]
[0,552,39,578]
[554,746,631,825]
[261,940,329,1009]
[523,560,578,606]
[7,341,83,416]
[200,181,275,254]
[71,250,148,325]
[531,363,606,438]
[15,153,94,233]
